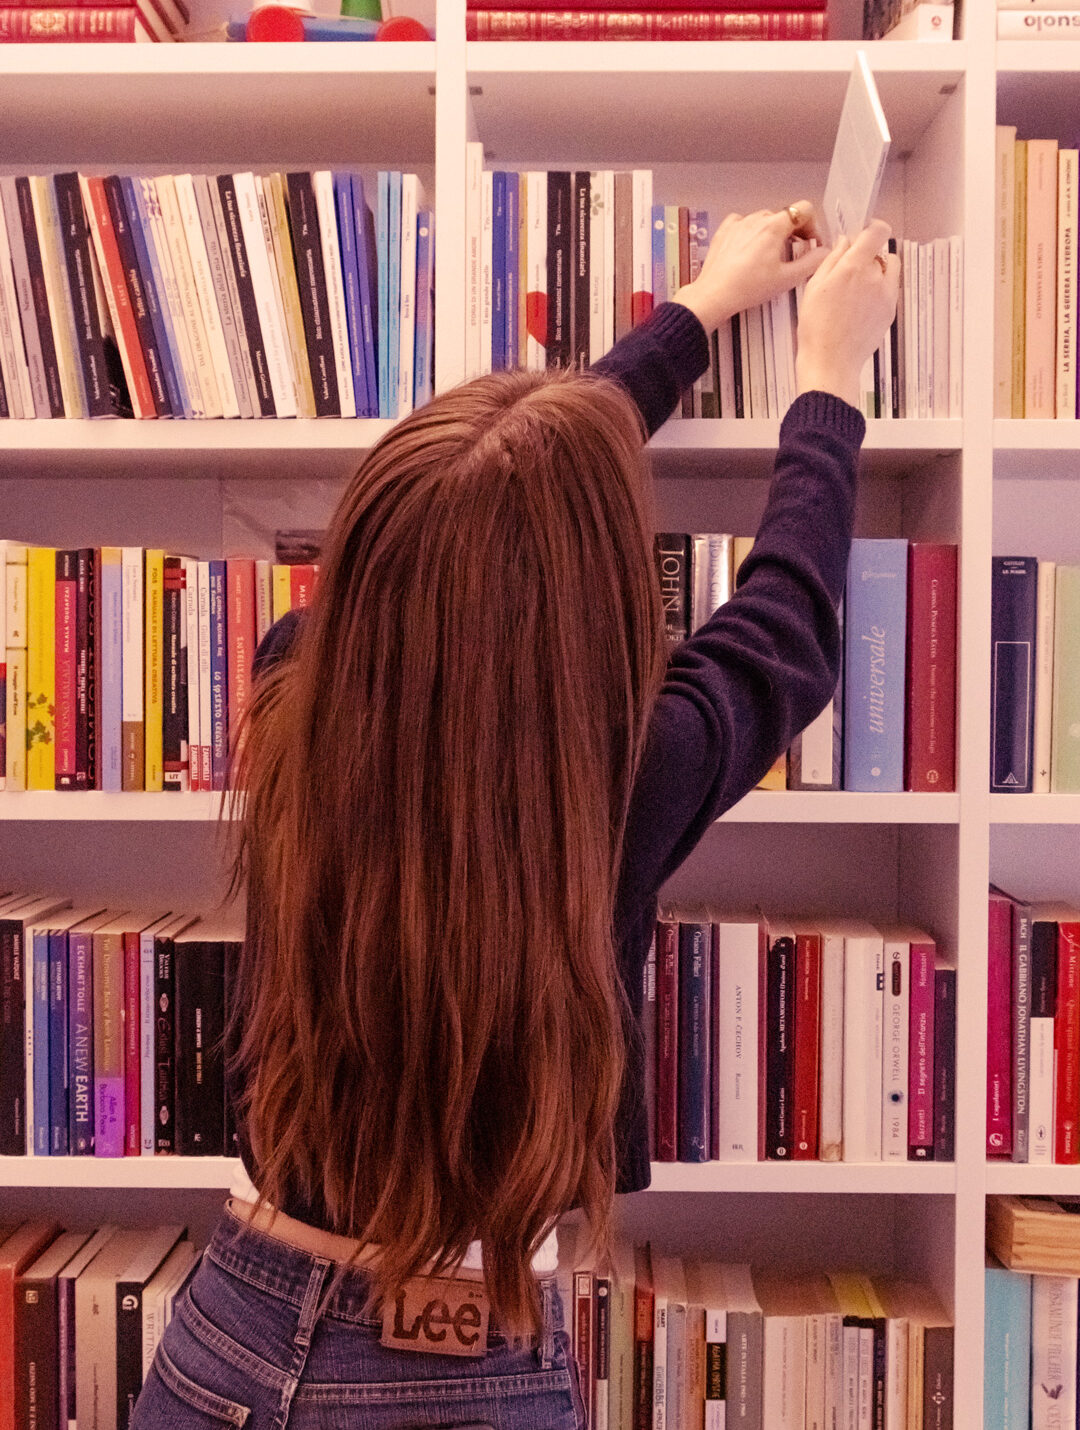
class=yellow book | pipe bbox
[26,546,55,790]
[1012,139,1027,418]
[272,565,292,624]
[734,536,788,791]
[144,549,164,791]
[267,173,317,419]
[5,542,27,790]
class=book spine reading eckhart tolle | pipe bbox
[465,9,828,35]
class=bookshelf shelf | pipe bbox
[646,1161,954,1194]
[985,1163,1080,1196]
[996,44,1080,75]
[0,1156,240,1190]
[0,792,224,821]
[989,794,1080,825]
[650,418,960,451]
[994,420,1080,452]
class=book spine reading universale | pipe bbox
[844,539,908,792]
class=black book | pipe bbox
[933,964,956,1162]
[174,920,234,1156]
[15,176,65,417]
[15,1230,93,1430]
[51,172,120,418]
[0,898,68,1154]
[284,172,339,417]
[888,237,900,417]
[1031,912,1059,1019]
[546,172,572,369]
[764,926,796,1161]
[216,174,275,416]
[103,175,171,417]
[223,940,240,1156]
[990,556,1038,792]
[572,171,590,369]
[163,557,184,791]
[730,312,745,419]
[115,1226,186,1429]
[154,913,195,1154]
[654,533,690,645]
[75,548,92,790]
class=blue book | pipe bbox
[140,923,157,1155]
[990,556,1038,793]
[334,174,370,419]
[68,930,94,1155]
[350,175,379,419]
[104,176,171,417]
[209,560,228,792]
[652,204,667,307]
[32,929,50,1156]
[984,1261,1030,1430]
[122,176,192,420]
[492,172,507,372]
[48,927,69,1155]
[843,538,909,791]
[387,171,402,420]
[413,211,435,409]
[375,172,391,416]
[677,917,710,1163]
[505,174,519,369]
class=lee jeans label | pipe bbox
[381,1275,491,1358]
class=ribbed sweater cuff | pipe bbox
[781,390,866,445]
[645,301,712,394]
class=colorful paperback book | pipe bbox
[120,175,191,419]
[334,173,368,419]
[984,1259,1030,1430]
[492,172,507,373]
[843,538,908,792]
[350,174,379,418]
[414,209,434,408]
[387,170,402,417]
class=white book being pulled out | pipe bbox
[821,52,891,245]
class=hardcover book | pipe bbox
[991,556,1038,792]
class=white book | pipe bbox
[714,915,761,1162]
[142,1241,196,1377]
[822,1314,843,1430]
[193,172,252,419]
[880,931,911,1161]
[932,237,950,419]
[746,306,768,419]
[140,177,204,419]
[631,169,653,320]
[918,242,931,419]
[708,533,733,615]
[157,174,223,419]
[1057,152,1078,420]
[762,1316,807,1430]
[770,289,796,418]
[602,170,616,356]
[717,319,737,418]
[761,299,778,419]
[588,172,607,366]
[652,1265,670,1430]
[398,174,421,416]
[480,169,493,378]
[174,173,239,419]
[183,558,200,792]
[197,561,213,792]
[856,1326,874,1430]
[29,175,85,417]
[664,206,680,303]
[881,318,893,417]
[884,1313,909,1430]
[207,175,261,416]
[806,1313,827,1430]
[794,702,835,787]
[311,171,354,418]
[121,549,144,766]
[902,238,918,418]
[995,128,1018,418]
[1029,1013,1055,1163]
[0,179,48,417]
[841,923,884,1162]
[859,353,875,420]
[818,928,845,1161]
[882,2,953,37]
[526,171,548,373]
[821,51,891,245]
[0,188,32,418]
[841,1324,859,1430]
[948,235,963,418]
[1032,1275,1078,1429]
[1034,559,1057,793]
[651,1254,685,1430]
[998,9,1080,32]
[233,172,298,418]
[465,143,484,380]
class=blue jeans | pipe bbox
[130,1206,586,1429]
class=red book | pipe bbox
[290,564,316,611]
[573,1271,594,1424]
[791,928,822,1160]
[81,177,157,420]
[614,172,632,344]
[907,933,937,1159]
[123,929,140,1155]
[1055,916,1080,1163]
[75,548,91,790]
[0,1222,60,1430]
[226,560,255,754]
[632,1245,654,1430]
[54,552,77,791]
[757,918,768,1161]
[987,891,1013,1156]
[465,0,825,9]
[904,543,957,792]
[0,7,154,37]
[655,912,679,1162]
[466,9,827,37]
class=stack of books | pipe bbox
[986,890,1080,1164]
[985,1250,1080,1430]
[988,1195,1080,1269]
[464,0,827,40]
[466,156,963,421]
[0,894,240,1159]
[560,1236,954,1430]
[994,131,1079,418]
[0,542,316,795]
[645,910,956,1165]
[0,0,187,42]
[0,1220,196,1427]
[0,171,433,421]
[997,0,1080,39]
[657,535,958,794]
[989,557,1080,794]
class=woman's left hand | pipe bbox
[673,203,830,334]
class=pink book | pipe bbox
[987,891,1014,1156]
[908,934,937,1158]
[226,559,255,754]
[123,930,140,1155]
[1025,138,1058,419]
[54,552,78,790]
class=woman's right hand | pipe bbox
[795,218,900,410]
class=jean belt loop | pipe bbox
[539,1276,556,1370]
[295,1258,332,1352]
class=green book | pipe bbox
[1052,565,1080,791]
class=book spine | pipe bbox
[987,893,1015,1157]
[904,544,957,792]
[765,933,796,1160]
[633,1280,654,1430]
[68,932,93,1154]
[183,558,201,792]
[54,550,78,790]
[123,931,140,1156]
[1008,902,1031,1165]
[1051,567,1080,790]
[30,174,86,417]
[414,210,435,408]
[490,172,506,373]
[990,557,1038,792]
[351,175,380,417]
[10,177,64,416]
[792,932,822,1159]
[571,171,589,370]
[116,1277,147,1430]
[881,937,910,1162]
[162,558,183,790]
[525,171,548,371]
[1029,917,1057,1167]
[573,1272,594,1424]
[174,172,238,419]
[31,930,49,1156]
[933,965,956,1162]
[154,935,174,1152]
[178,939,226,1155]
[0,921,23,1153]
[656,914,679,1162]
[677,919,710,1162]
[842,935,884,1162]
[843,539,908,792]
[613,171,632,344]
[192,173,251,419]
[140,927,156,1154]
[547,171,571,370]
[397,174,419,416]
[265,173,314,419]
[310,170,354,418]
[1031,1277,1074,1430]
[120,548,144,791]
[714,920,759,1162]
[48,930,68,1154]
[0,177,47,416]
[234,172,296,418]
[209,560,227,791]
[5,548,25,791]
[643,933,657,1159]
[215,175,275,416]
[0,6,143,35]
[932,238,950,420]
[479,168,493,376]
[80,174,155,419]
[99,548,122,792]
[52,172,115,416]
[26,545,56,790]
[226,559,255,762]
[332,173,366,417]
[1033,561,1056,793]
[630,169,653,330]
[387,171,402,414]
[93,931,124,1157]
[1025,139,1058,418]
[818,931,844,1162]
[907,938,936,1159]
[994,128,1017,418]
[655,534,689,645]
[76,548,91,790]
[0,187,31,419]
[122,175,190,417]
[143,549,164,792]
[1055,921,1080,1163]
[466,10,827,38]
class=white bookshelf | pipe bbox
[0,3,1066,1424]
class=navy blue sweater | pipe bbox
[241,302,865,1208]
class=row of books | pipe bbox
[657,535,958,793]
[0,543,316,794]
[0,892,241,1159]
[0,1220,195,1430]
[0,170,433,422]
[997,8,1080,38]
[994,131,1080,419]
[0,0,186,43]
[463,10,827,37]
[645,911,956,1166]
[985,1258,1080,1430]
[559,1235,955,1430]
[986,889,1080,1164]
[465,158,963,422]
[989,557,1080,794]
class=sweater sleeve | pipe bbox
[592,301,711,437]
[617,391,866,921]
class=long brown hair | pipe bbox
[231,368,667,1335]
